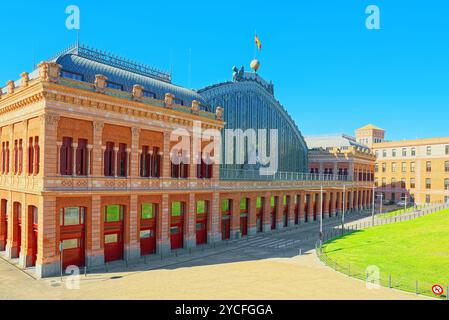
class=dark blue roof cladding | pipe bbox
[55,53,208,108]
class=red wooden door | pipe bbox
[294,204,299,225]
[240,215,248,236]
[283,207,288,227]
[196,214,207,245]
[31,224,38,266]
[62,235,85,269]
[60,207,85,269]
[104,223,124,262]
[170,223,183,250]
[221,215,230,240]
[17,218,22,258]
[140,219,156,256]
[271,207,276,230]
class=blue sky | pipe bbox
[1,0,448,140]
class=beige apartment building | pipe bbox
[356,125,449,205]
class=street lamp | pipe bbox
[341,184,346,235]
[371,184,375,225]
[319,184,324,246]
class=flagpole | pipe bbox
[254,30,257,59]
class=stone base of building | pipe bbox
[87,251,105,268]
[299,218,306,224]
[5,245,19,259]
[276,221,285,230]
[0,239,5,251]
[124,245,141,262]
[263,223,271,232]
[184,237,196,249]
[248,226,257,236]
[231,230,241,240]
[288,218,295,227]
[36,261,61,279]
[18,253,33,268]
[207,232,221,244]
[157,241,171,255]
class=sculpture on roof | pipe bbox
[232,66,244,82]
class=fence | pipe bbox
[316,203,449,299]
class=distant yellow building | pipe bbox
[356,126,449,205]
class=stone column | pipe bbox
[35,196,59,278]
[185,193,196,248]
[92,121,104,176]
[230,196,241,239]
[22,121,29,175]
[299,191,305,224]
[86,195,104,267]
[287,193,295,227]
[71,142,78,176]
[125,194,140,261]
[276,195,283,229]
[307,193,314,222]
[157,193,170,254]
[131,127,140,178]
[113,147,119,177]
[208,192,221,243]
[19,195,32,268]
[40,114,59,179]
[87,145,93,176]
[162,132,171,178]
[323,191,329,218]
[262,193,271,232]
[248,195,257,236]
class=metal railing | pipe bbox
[316,202,449,299]
[219,168,352,182]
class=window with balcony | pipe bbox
[426,178,431,189]
[60,137,73,176]
[197,152,213,179]
[445,161,449,173]
[170,149,189,179]
[401,178,406,189]
[445,179,449,191]
[382,178,386,188]
[392,163,397,173]
[117,143,128,177]
[426,161,431,173]
[410,162,415,173]
[374,164,379,172]
[401,162,406,173]
[76,139,88,176]
[382,163,386,173]
[140,146,161,178]
[104,142,115,177]
[410,178,415,189]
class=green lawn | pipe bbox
[322,208,449,297]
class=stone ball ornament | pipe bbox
[250,59,260,73]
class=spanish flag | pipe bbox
[255,34,262,51]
